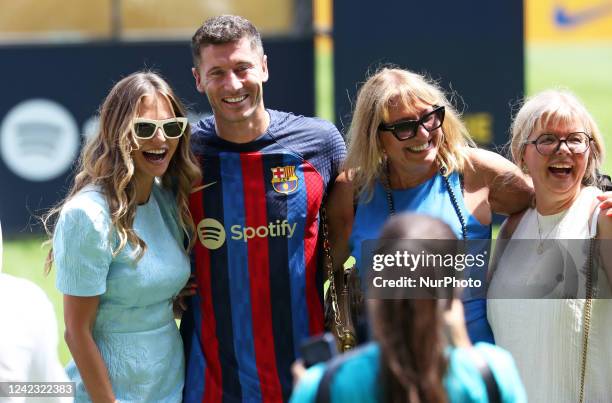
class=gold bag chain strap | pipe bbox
[579,236,595,403]
[320,207,357,352]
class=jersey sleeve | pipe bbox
[325,125,347,197]
[327,124,346,181]
[54,196,113,296]
[301,120,346,191]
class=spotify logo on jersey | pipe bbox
[197,218,227,250]
[1,99,80,182]
[196,217,299,250]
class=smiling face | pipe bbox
[192,36,268,136]
[131,94,180,186]
[522,119,590,202]
[379,98,443,172]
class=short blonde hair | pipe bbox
[343,67,474,200]
[510,89,604,186]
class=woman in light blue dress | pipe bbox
[43,71,201,402]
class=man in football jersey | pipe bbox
[181,15,346,402]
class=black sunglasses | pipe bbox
[378,105,445,141]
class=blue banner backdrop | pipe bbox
[0,38,314,235]
[333,0,524,148]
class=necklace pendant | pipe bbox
[537,242,544,255]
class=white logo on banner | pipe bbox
[0,99,80,182]
[82,115,100,141]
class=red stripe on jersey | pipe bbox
[240,152,283,402]
[189,189,223,403]
[302,164,325,334]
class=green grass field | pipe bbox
[2,42,612,366]
[2,237,70,364]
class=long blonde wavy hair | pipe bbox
[43,71,201,272]
[343,67,474,201]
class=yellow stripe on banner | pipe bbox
[314,0,335,122]
[313,0,333,32]
[315,34,333,53]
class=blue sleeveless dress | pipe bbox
[349,171,494,343]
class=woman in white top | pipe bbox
[487,89,612,403]
[0,221,72,402]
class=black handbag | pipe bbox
[596,171,612,191]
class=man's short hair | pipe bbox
[191,15,264,67]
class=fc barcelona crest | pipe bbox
[271,165,299,195]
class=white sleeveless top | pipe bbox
[488,186,612,403]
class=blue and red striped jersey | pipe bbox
[182,110,346,402]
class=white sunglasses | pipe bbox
[132,117,188,140]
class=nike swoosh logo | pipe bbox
[554,2,612,27]
[191,181,217,193]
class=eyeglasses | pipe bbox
[378,105,445,141]
[523,132,592,156]
[132,117,188,140]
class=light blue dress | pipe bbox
[54,183,189,402]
